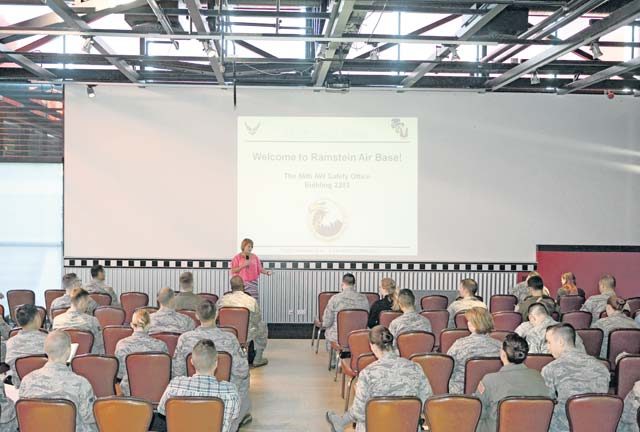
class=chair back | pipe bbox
[120,292,149,324]
[186,351,232,382]
[336,309,369,349]
[492,312,522,332]
[490,331,514,344]
[7,289,35,320]
[126,352,171,405]
[44,289,65,312]
[365,397,422,432]
[71,354,118,397]
[497,397,554,432]
[15,354,48,380]
[420,310,449,348]
[464,357,502,394]
[410,353,454,395]
[317,291,338,320]
[51,307,69,320]
[524,354,555,372]
[425,395,481,432]
[626,297,640,315]
[197,293,219,307]
[455,312,469,329]
[165,397,224,432]
[89,293,112,306]
[177,309,200,327]
[346,330,372,372]
[218,326,238,338]
[64,329,94,355]
[16,398,76,432]
[559,295,585,314]
[151,332,181,357]
[439,329,471,354]
[490,295,518,313]
[103,325,134,356]
[561,311,593,330]
[566,393,623,432]
[218,307,250,346]
[379,311,402,328]
[362,292,380,308]
[608,329,640,369]
[94,306,126,328]
[397,331,435,358]
[94,397,153,432]
[421,295,448,311]
[616,355,640,399]
[576,328,604,358]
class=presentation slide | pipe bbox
[237,116,418,256]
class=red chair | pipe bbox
[151,332,180,357]
[103,326,133,356]
[566,393,623,432]
[379,311,402,328]
[421,310,449,349]
[15,354,48,381]
[425,395,481,432]
[397,331,435,359]
[490,295,518,313]
[490,331,514,344]
[64,329,94,355]
[311,291,338,354]
[135,306,158,316]
[165,397,224,432]
[365,396,422,432]
[94,306,126,328]
[330,309,369,378]
[120,292,149,325]
[421,295,448,311]
[492,312,522,332]
[524,354,554,372]
[71,354,118,397]
[561,311,592,330]
[7,289,35,321]
[218,307,250,347]
[363,292,380,308]
[16,398,76,432]
[497,397,554,432]
[626,297,640,316]
[186,351,232,382]
[0,304,4,319]
[51,307,69,321]
[411,353,454,395]
[440,329,470,354]
[94,397,153,432]
[577,328,604,358]
[455,312,469,329]
[616,354,640,399]
[608,329,640,370]
[197,293,219,306]
[44,289,65,312]
[126,352,171,406]
[177,309,200,327]
[339,329,373,409]
[90,293,112,306]
[559,295,585,314]
[464,357,502,394]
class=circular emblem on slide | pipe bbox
[308,199,346,241]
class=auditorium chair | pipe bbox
[218,307,250,348]
[218,326,238,339]
[126,352,171,406]
[576,328,604,358]
[16,398,76,432]
[616,355,640,399]
[90,293,112,307]
[103,325,133,356]
[464,357,502,394]
[524,354,554,372]
[490,331,514,344]
[134,306,158,316]
[561,311,592,330]
[177,309,200,327]
[120,292,149,324]
[44,289,65,312]
[397,331,435,359]
[425,395,481,432]
[311,291,338,354]
[378,311,402,328]
[51,307,69,321]
[420,310,449,350]
[0,304,4,320]
[64,329,94,355]
[559,295,586,314]
[439,329,470,353]
[497,397,554,432]
[94,306,126,328]
[421,295,449,311]
[566,393,623,432]
[626,297,640,316]
[7,289,35,321]
[15,354,48,381]
[339,329,373,409]
[186,351,232,382]
[329,309,369,377]
[455,312,469,329]
[9,327,48,339]
[363,292,380,308]
[607,329,640,370]
[151,332,181,357]
[491,312,522,332]
[71,354,118,397]
[490,295,518,313]
[94,397,153,432]
[365,396,422,432]
[165,397,224,432]
[410,353,454,395]
[197,292,219,306]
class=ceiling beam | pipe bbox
[146,0,177,40]
[558,55,640,94]
[0,42,57,80]
[183,0,225,84]
[312,0,355,87]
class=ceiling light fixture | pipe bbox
[449,46,460,61]
[86,85,96,98]
[81,37,93,54]
[590,41,603,59]
[530,70,540,85]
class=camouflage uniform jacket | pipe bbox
[510,281,530,304]
[514,317,586,354]
[0,382,16,432]
[85,279,119,305]
[593,312,640,358]
[446,297,487,328]
[619,380,640,432]
[216,291,269,351]
[581,291,616,324]
[447,333,502,394]
[51,294,98,315]
[147,308,195,335]
[5,329,47,388]
[173,292,203,311]
[388,311,432,347]
[322,288,370,343]
[52,310,104,354]
[114,330,168,396]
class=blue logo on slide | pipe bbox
[308,199,345,240]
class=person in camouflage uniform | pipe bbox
[447,279,487,328]
[114,309,168,396]
[388,289,432,347]
[322,274,370,344]
[52,287,104,354]
[52,273,99,316]
[593,296,640,358]
[173,272,204,311]
[542,323,610,432]
[19,330,98,432]
[6,304,47,388]
[216,276,269,367]
[581,274,629,324]
[85,264,119,306]
[147,287,196,335]
[173,300,251,431]
[326,325,431,432]
[515,304,586,354]
[517,275,558,320]
[447,307,502,394]
[619,381,640,432]
[0,381,16,432]
[0,311,11,362]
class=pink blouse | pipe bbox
[230,253,263,283]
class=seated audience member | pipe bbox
[216,276,269,367]
[388,289,432,346]
[542,323,610,432]
[515,304,586,354]
[115,309,168,396]
[52,287,104,354]
[593,296,640,358]
[173,272,203,311]
[173,300,251,430]
[510,271,541,304]
[148,287,196,335]
[85,264,119,306]
[475,334,552,432]
[0,383,16,431]
[19,330,98,432]
[5,304,47,388]
[582,274,631,325]
[447,278,487,328]
[52,273,98,315]
[325,325,431,432]
[619,380,640,432]
[556,272,586,300]
[159,340,240,432]
[517,275,558,321]
[322,273,370,345]
[447,307,502,394]
[367,278,398,328]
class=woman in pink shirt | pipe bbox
[230,238,272,302]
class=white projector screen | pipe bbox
[64,85,640,262]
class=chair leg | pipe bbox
[328,348,334,371]
[344,376,355,411]
[341,371,346,398]
[315,329,323,354]
[311,325,317,348]
[334,353,341,382]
